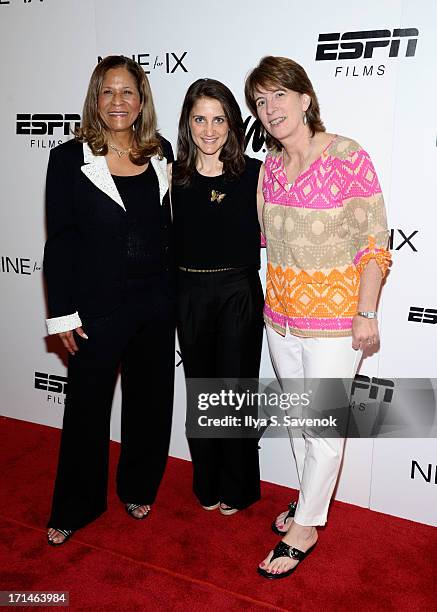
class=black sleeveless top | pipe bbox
[112,164,172,278]
[172,156,262,269]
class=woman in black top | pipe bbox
[172,79,264,514]
[45,56,175,545]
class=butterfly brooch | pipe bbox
[210,190,226,203]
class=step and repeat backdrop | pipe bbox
[0,0,435,526]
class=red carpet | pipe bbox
[0,416,436,611]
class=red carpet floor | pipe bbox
[0,416,436,611]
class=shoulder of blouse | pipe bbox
[328,135,365,161]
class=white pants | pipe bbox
[266,325,362,526]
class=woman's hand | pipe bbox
[58,327,88,355]
[351,315,379,351]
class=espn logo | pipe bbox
[17,114,80,136]
[316,28,419,61]
[34,372,68,394]
[351,375,395,403]
[408,307,437,324]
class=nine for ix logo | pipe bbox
[411,460,437,484]
[97,53,188,74]
[389,229,418,252]
[34,371,68,405]
[1,255,41,275]
[408,307,437,324]
[16,113,81,149]
[316,28,419,78]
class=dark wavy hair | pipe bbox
[173,78,246,187]
[245,56,325,152]
[75,55,162,165]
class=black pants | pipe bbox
[177,268,264,509]
[47,276,175,530]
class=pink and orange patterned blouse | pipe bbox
[262,135,391,338]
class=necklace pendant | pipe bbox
[109,142,131,158]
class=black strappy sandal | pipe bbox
[47,528,75,546]
[257,540,317,579]
[271,501,297,535]
[125,503,151,520]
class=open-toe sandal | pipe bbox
[257,540,316,580]
[271,501,297,535]
[201,502,220,511]
[47,528,75,547]
[219,502,239,516]
[125,503,151,520]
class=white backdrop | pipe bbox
[0,0,435,526]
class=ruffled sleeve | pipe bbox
[354,236,391,277]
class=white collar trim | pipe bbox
[81,142,169,210]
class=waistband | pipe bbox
[178,266,235,273]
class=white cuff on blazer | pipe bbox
[46,311,82,335]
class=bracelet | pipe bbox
[357,311,378,319]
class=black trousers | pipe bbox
[177,268,264,509]
[47,275,175,530]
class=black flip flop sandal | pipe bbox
[271,501,297,535]
[257,540,316,579]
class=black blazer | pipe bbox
[44,137,173,320]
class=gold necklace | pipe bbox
[108,142,132,158]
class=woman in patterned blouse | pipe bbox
[245,56,391,579]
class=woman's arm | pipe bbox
[352,259,382,350]
[44,146,87,353]
[342,146,391,350]
[44,147,77,319]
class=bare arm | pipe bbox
[352,259,383,350]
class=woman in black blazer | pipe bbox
[45,55,175,545]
